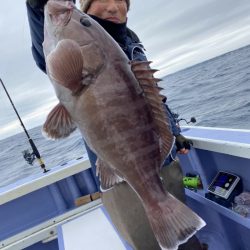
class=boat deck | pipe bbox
[0,126,250,250]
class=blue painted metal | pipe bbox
[25,239,58,250]
[0,167,98,243]
[0,186,59,241]
[179,127,250,250]
[48,184,67,213]
[74,170,99,196]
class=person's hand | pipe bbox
[175,134,193,154]
[26,0,48,9]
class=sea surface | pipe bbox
[1,44,250,188]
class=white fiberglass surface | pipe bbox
[59,207,127,250]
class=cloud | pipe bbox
[153,21,250,77]
[127,0,250,76]
[1,0,250,139]
[0,98,58,139]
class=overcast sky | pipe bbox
[1,0,250,140]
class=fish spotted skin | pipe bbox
[43,1,206,249]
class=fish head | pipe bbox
[43,0,131,138]
[44,0,124,98]
[44,0,95,51]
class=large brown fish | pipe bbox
[43,1,205,249]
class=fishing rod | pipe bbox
[0,78,49,173]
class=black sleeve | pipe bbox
[26,2,46,73]
[165,104,181,136]
[26,0,76,73]
[127,28,141,43]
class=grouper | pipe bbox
[42,1,206,249]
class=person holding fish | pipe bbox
[26,0,205,249]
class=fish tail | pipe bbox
[145,193,206,250]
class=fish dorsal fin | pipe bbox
[131,61,174,163]
[46,39,87,95]
[96,158,124,191]
[43,103,77,139]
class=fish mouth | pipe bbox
[47,1,74,27]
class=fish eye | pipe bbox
[80,18,91,27]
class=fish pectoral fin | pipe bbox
[43,103,77,139]
[130,60,174,163]
[47,39,84,94]
[96,159,124,191]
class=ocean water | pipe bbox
[0,45,250,188]
[162,45,250,129]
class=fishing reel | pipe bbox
[177,117,196,124]
[173,113,196,125]
[22,149,36,165]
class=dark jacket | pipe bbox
[26,3,180,190]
